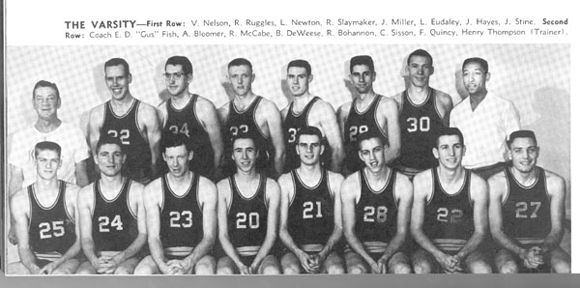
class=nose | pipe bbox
[293,76,299,85]
[171,157,178,167]
[417,68,424,75]
[107,154,114,163]
[358,76,365,83]
[237,77,243,84]
[449,148,456,156]
[242,150,248,160]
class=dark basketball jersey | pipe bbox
[395,89,444,172]
[282,97,331,173]
[424,168,474,253]
[224,96,273,176]
[503,167,551,246]
[28,181,76,262]
[344,95,388,173]
[227,175,268,257]
[287,169,334,252]
[101,99,152,182]
[164,95,215,179]
[92,178,138,253]
[355,169,398,254]
[160,173,204,257]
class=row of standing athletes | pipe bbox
[6,50,570,274]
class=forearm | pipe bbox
[81,238,100,265]
[280,229,306,258]
[330,150,345,174]
[148,237,168,268]
[384,145,400,165]
[219,235,244,266]
[253,233,277,266]
[19,248,40,272]
[492,230,526,257]
[344,230,373,266]
[320,227,343,260]
[412,228,446,260]
[119,233,147,262]
[382,232,406,261]
[274,150,285,177]
[184,237,214,266]
[456,231,485,261]
[541,230,564,253]
[56,241,82,266]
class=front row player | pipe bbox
[216,136,281,274]
[8,142,82,274]
[489,130,570,273]
[411,127,491,274]
[76,136,147,274]
[134,134,217,275]
[278,127,345,274]
[341,133,413,274]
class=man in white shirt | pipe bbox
[449,57,520,179]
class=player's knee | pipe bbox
[497,261,518,274]
[347,263,367,274]
[51,267,75,275]
[552,261,571,274]
[326,263,345,275]
[413,261,433,274]
[216,265,235,275]
[261,264,281,275]
[75,267,94,275]
[133,262,153,275]
[195,260,216,275]
[282,262,301,275]
[390,262,412,274]
[113,266,134,275]
[469,260,492,274]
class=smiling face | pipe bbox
[105,64,132,100]
[95,143,126,177]
[232,137,258,173]
[407,55,433,88]
[509,137,539,173]
[33,86,60,120]
[462,61,489,95]
[164,64,191,97]
[228,64,254,97]
[433,135,465,170]
[287,66,311,97]
[358,137,385,173]
[35,149,62,181]
[163,144,193,178]
[350,64,375,94]
[296,134,324,166]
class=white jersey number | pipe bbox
[169,123,190,138]
[98,215,124,232]
[230,124,249,137]
[515,201,542,219]
[363,206,388,223]
[406,117,430,132]
[436,207,464,223]
[107,129,130,145]
[349,125,368,142]
[236,212,260,229]
[39,221,65,239]
[169,211,193,228]
[303,201,323,219]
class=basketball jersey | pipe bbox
[424,168,474,253]
[164,95,215,179]
[101,99,152,182]
[92,178,139,253]
[28,181,76,262]
[503,167,551,246]
[224,96,273,176]
[344,95,388,173]
[355,169,398,254]
[395,89,444,172]
[160,173,204,257]
[282,97,331,173]
[287,169,334,252]
[227,175,268,257]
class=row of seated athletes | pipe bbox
[6,126,570,275]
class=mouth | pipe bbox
[111,88,123,94]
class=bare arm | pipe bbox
[12,191,40,274]
[8,164,24,198]
[74,160,89,187]
[380,97,401,165]
[88,105,105,156]
[197,97,224,180]
[541,172,566,253]
[216,180,247,272]
[143,180,173,274]
[318,172,344,261]
[141,104,162,178]
[436,92,454,127]
[262,101,285,177]
[77,185,100,269]
[250,179,280,272]
[455,174,489,262]
[314,101,345,173]
[183,178,217,268]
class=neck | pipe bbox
[469,89,488,108]
[167,170,192,184]
[437,165,464,183]
[35,117,61,133]
[36,177,59,191]
[511,166,539,185]
[364,165,390,182]
[99,174,124,189]
[171,92,191,106]
[235,168,258,181]
[407,85,430,101]
[298,162,322,175]
[111,93,135,106]
[357,90,376,100]
[292,92,313,106]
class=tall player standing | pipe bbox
[391,49,453,177]
[157,56,223,180]
[278,127,345,274]
[76,137,147,274]
[87,58,161,183]
[134,134,217,275]
[337,55,401,175]
[218,58,285,178]
[411,128,491,274]
[215,136,281,275]
[488,130,570,273]
[281,59,344,173]
[341,133,413,274]
[8,142,82,275]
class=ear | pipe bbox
[57,158,63,169]
[308,74,313,83]
[94,154,99,165]
[295,143,300,156]
[121,154,127,164]
[432,147,440,160]
[188,151,194,161]
[319,143,325,156]
[358,150,364,162]
[251,73,256,83]
[56,97,62,109]
[162,152,167,162]
[186,73,193,84]
[371,71,377,82]
[127,73,133,84]
[485,72,491,82]
[430,66,435,75]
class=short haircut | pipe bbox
[357,132,384,151]
[407,49,433,66]
[166,55,193,76]
[160,132,190,153]
[32,80,60,100]
[96,135,125,154]
[287,59,311,76]
[350,55,374,73]
[296,126,323,143]
[231,134,257,148]
[104,58,131,75]
[462,57,488,74]
[228,58,253,72]
[34,141,62,158]
[434,127,464,147]
[507,130,537,148]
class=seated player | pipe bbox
[8,142,82,275]
[134,134,217,275]
[341,133,413,274]
[215,136,281,275]
[278,126,345,274]
[76,136,147,274]
[488,130,570,273]
[411,128,491,274]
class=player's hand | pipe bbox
[377,255,389,274]
[437,254,462,274]
[298,252,317,273]
[237,263,251,275]
[38,262,58,275]
[370,261,381,274]
[309,254,322,273]
[522,247,544,269]
[159,262,179,275]
[176,259,194,274]
[166,259,186,274]
[8,226,18,245]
